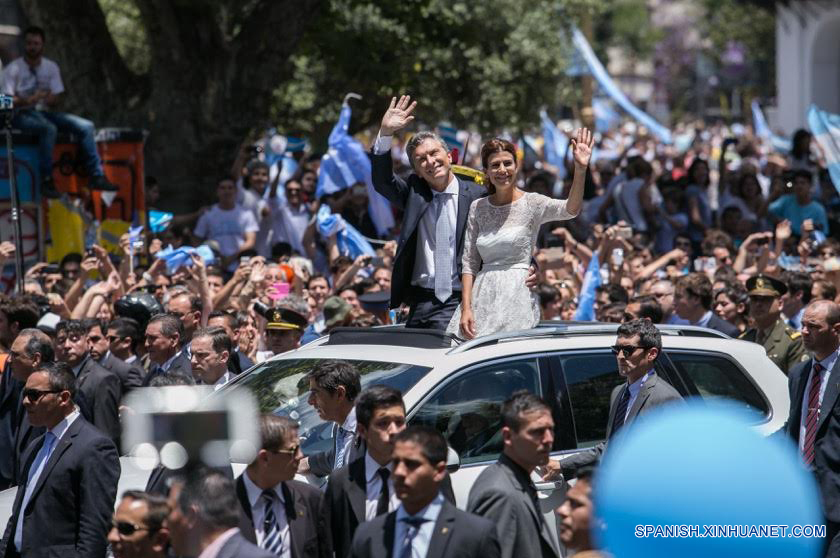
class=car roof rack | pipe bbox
[324,326,459,350]
[447,322,730,354]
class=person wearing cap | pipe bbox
[301,296,351,345]
[739,274,809,375]
[359,291,391,325]
[255,307,308,363]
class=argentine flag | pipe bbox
[808,105,840,194]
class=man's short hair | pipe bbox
[19,328,54,363]
[120,490,169,532]
[303,360,361,402]
[628,295,664,324]
[258,415,298,453]
[60,252,82,268]
[148,370,195,387]
[23,26,45,41]
[676,273,713,310]
[108,317,141,350]
[406,131,449,170]
[617,318,662,353]
[394,425,447,466]
[537,284,561,307]
[501,390,551,432]
[81,317,106,335]
[815,280,838,302]
[55,319,87,338]
[147,314,183,340]
[596,283,629,305]
[785,271,813,305]
[169,289,203,313]
[177,470,240,530]
[192,326,232,355]
[37,362,76,399]
[306,274,329,290]
[0,296,40,330]
[207,310,239,330]
[356,385,405,428]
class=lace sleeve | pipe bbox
[534,192,573,223]
[461,200,482,276]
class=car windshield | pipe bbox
[227,358,431,456]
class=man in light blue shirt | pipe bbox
[768,169,829,236]
[349,426,500,558]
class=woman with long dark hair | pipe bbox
[446,129,593,339]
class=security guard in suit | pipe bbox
[739,274,809,375]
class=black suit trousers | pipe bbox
[405,289,461,331]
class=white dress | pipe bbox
[446,191,574,338]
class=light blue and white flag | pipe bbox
[540,110,568,179]
[316,102,394,237]
[315,205,375,260]
[751,100,791,153]
[572,27,671,144]
[574,250,602,322]
[436,123,464,155]
[808,104,840,194]
[128,225,143,263]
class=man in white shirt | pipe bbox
[0,362,119,557]
[349,426,500,558]
[189,327,232,390]
[267,177,311,256]
[194,178,259,271]
[0,26,117,198]
[235,415,328,557]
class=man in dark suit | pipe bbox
[559,318,683,477]
[208,311,254,375]
[370,95,488,329]
[106,317,143,366]
[55,319,122,445]
[7,329,54,486]
[236,415,328,558]
[674,273,740,337]
[0,362,120,558]
[299,360,363,477]
[467,392,560,558]
[350,426,500,558]
[784,300,840,557]
[84,318,144,392]
[142,314,192,386]
[166,469,273,558]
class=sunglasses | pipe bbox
[107,335,125,343]
[271,444,300,456]
[610,345,647,358]
[22,388,60,402]
[112,520,151,537]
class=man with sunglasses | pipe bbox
[235,415,328,557]
[0,362,120,558]
[108,491,170,558]
[559,318,682,478]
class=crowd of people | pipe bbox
[0,20,839,558]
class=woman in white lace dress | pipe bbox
[446,128,593,339]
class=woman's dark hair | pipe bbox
[480,138,518,195]
[792,129,812,159]
[686,158,710,187]
[736,173,761,200]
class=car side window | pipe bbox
[555,351,624,449]
[410,358,540,465]
[667,351,769,416]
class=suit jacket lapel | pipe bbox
[27,418,80,509]
[627,374,657,420]
[348,454,367,524]
[235,475,253,521]
[455,178,471,258]
[282,482,305,558]
[76,357,91,389]
[790,363,812,440]
[605,384,624,438]
[818,358,840,434]
[383,512,397,558]
[499,457,556,553]
[426,500,456,558]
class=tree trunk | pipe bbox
[20,0,320,212]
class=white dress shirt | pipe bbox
[625,371,653,422]
[364,451,398,521]
[334,406,358,469]
[374,133,460,292]
[692,310,713,329]
[213,371,233,391]
[799,348,840,452]
[392,492,445,558]
[242,471,291,558]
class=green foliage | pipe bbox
[98,0,149,75]
[604,0,662,59]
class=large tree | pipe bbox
[20,0,594,211]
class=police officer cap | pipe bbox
[746,274,787,298]
[265,307,308,331]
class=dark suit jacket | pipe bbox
[785,358,840,522]
[707,314,740,338]
[0,415,120,558]
[324,452,457,558]
[235,474,329,558]
[217,531,275,558]
[560,371,683,477]
[141,351,193,386]
[12,399,45,486]
[229,350,254,376]
[350,499,500,558]
[308,422,366,478]
[76,355,122,445]
[371,151,486,309]
[100,352,144,392]
[0,361,21,489]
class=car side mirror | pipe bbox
[446,445,460,473]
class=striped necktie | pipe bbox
[261,489,286,556]
[610,386,631,439]
[803,362,823,466]
[399,516,430,558]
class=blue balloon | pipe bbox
[595,403,823,558]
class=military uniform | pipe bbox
[738,318,809,375]
[739,274,811,375]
